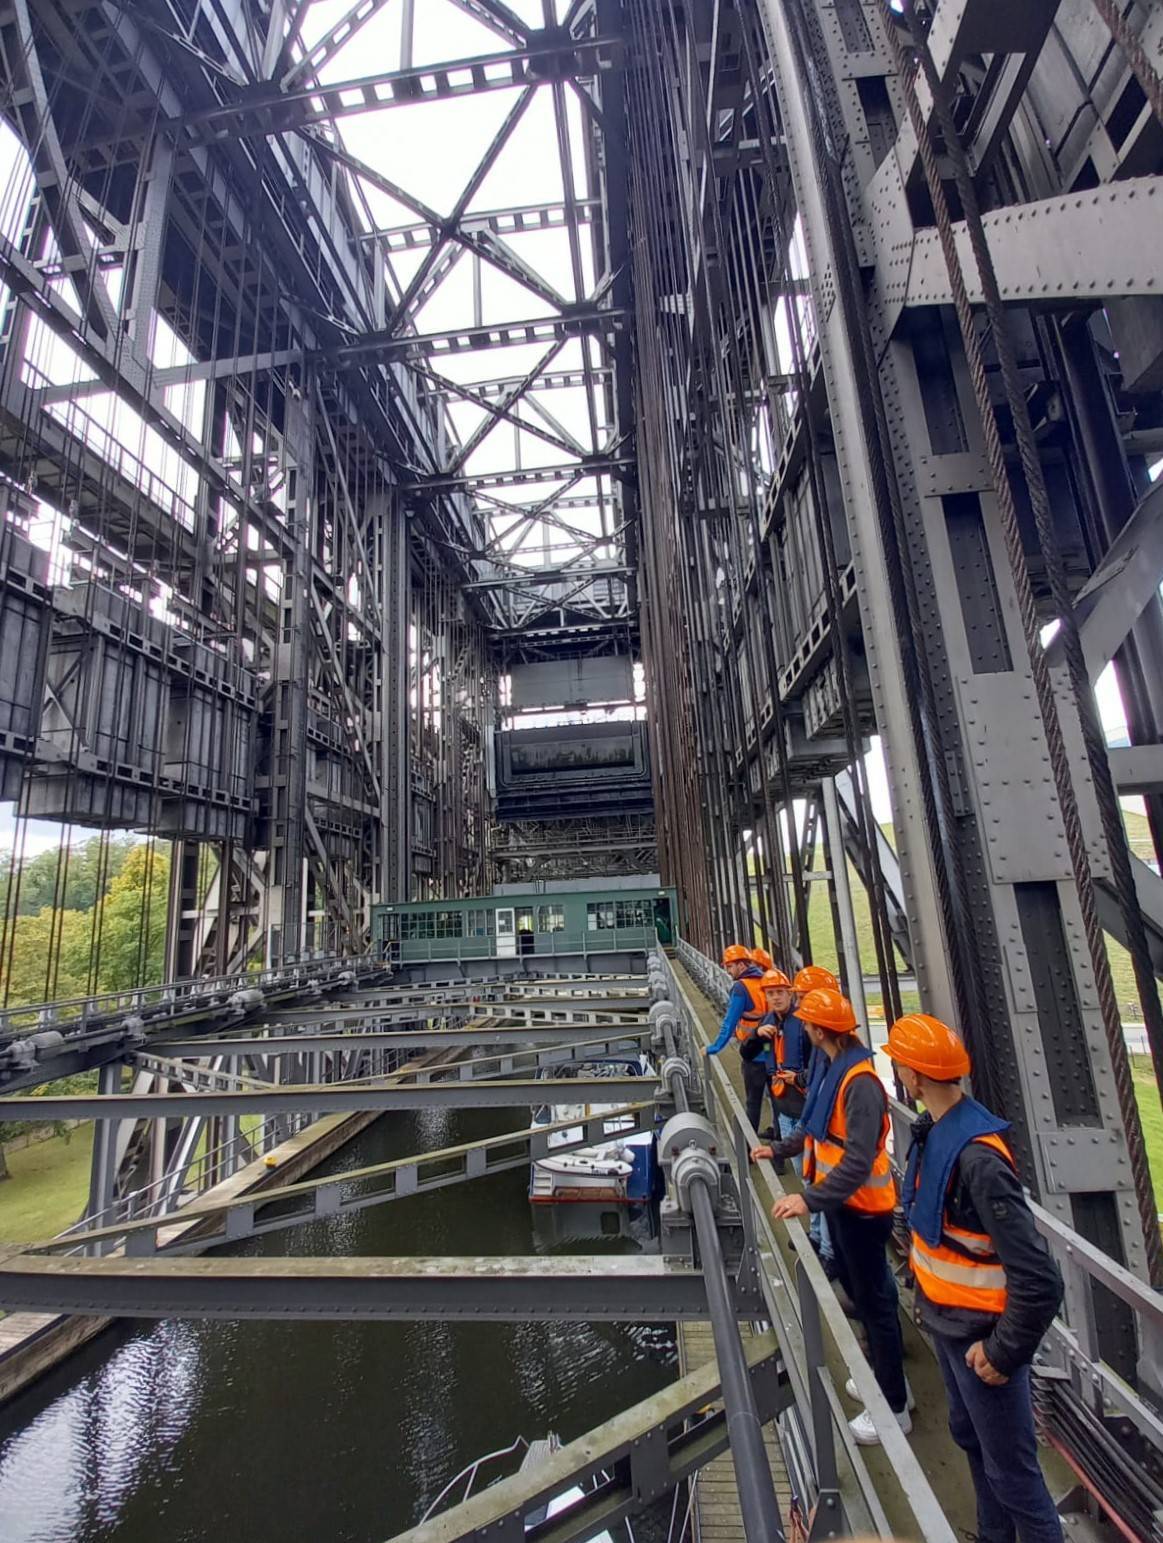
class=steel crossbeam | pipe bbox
[25,1105,655,1257]
[0,1253,712,1321]
[180,37,622,140]
[154,1022,651,1055]
[0,1077,653,1121]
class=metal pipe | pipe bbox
[659,1016,784,1543]
[689,1177,786,1543]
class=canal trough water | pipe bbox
[0,1106,678,1543]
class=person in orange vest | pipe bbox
[742,967,800,1139]
[740,967,794,1148]
[706,943,770,1132]
[752,987,911,1444]
[786,965,842,1268]
[887,1014,1064,1543]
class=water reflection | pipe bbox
[0,1110,677,1543]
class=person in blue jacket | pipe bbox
[705,944,769,1131]
[743,968,808,1161]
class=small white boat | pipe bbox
[523,1437,615,1543]
[529,1055,658,1204]
[418,1434,615,1543]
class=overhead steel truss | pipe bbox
[0,0,644,978]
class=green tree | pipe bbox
[0,835,135,917]
[90,843,169,994]
[0,841,170,1008]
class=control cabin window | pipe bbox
[537,905,565,933]
[435,910,463,939]
[587,901,616,930]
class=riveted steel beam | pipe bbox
[156,1022,650,1055]
[0,1076,652,1121]
[0,1252,712,1321]
[27,1104,655,1256]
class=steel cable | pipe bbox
[888,0,1163,1282]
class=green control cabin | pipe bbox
[372,883,678,970]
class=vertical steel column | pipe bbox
[822,777,869,1036]
[86,1061,122,1246]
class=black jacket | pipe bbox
[915,1138,1063,1376]
[762,1073,887,1212]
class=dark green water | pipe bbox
[0,1109,677,1542]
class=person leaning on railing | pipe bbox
[739,966,798,1153]
[888,1013,1064,1543]
[751,987,912,1446]
[703,943,771,1132]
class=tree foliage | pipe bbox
[1,839,170,1008]
[0,834,136,916]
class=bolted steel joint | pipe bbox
[658,1110,719,1164]
[648,999,677,1026]
[659,1054,691,1091]
[118,1016,146,1048]
[671,1145,721,1214]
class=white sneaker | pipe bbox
[848,1405,913,1445]
[844,1376,916,1411]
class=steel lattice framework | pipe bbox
[0,0,644,973]
[2,0,1163,1494]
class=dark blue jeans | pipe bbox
[828,1208,908,1413]
[742,1056,775,1133]
[934,1332,1063,1543]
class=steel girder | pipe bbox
[0,1075,653,1121]
[0,1253,714,1321]
[749,0,1163,1295]
[25,1104,656,1257]
[154,1022,650,1055]
[626,0,1163,1295]
[0,0,645,963]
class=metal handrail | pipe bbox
[0,952,377,1036]
[666,940,1163,1524]
[652,945,958,1543]
[418,1436,530,1523]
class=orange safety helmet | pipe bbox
[721,943,752,965]
[750,947,775,971]
[887,1014,971,1081]
[792,964,839,994]
[796,987,858,1034]
[759,967,792,989]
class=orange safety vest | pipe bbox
[909,1133,1013,1315]
[733,977,768,1041]
[769,1023,806,1100]
[804,1060,896,1214]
